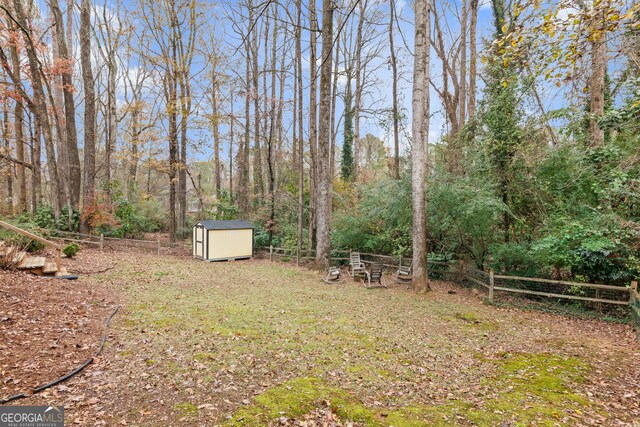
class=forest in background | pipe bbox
[0,0,639,288]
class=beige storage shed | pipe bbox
[192,220,254,261]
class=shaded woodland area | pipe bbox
[0,0,639,290]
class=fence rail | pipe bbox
[52,230,188,254]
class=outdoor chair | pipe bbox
[323,266,344,284]
[366,263,387,289]
[395,262,412,283]
[349,252,368,280]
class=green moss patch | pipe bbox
[225,377,378,426]
[227,354,594,427]
[464,353,594,426]
[174,402,198,416]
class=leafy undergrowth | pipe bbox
[24,253,640,426]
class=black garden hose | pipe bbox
[0,304,121,405]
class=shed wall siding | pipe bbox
[207,229,253,259]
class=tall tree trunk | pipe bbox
[411,0,431,291]
[80,0,96,233]
[588,1,607,146]
[308,0,318,250]
[168,4,179,243]
[52,0,81,210]
[1,110,12,215]
[106,57,117,199]
[241,43,251,215]
[296,0,305,258]
[179,73,190,231]
[251,2,264,200]
[31,114,42,212]
[315,0,334,267]
[276,22,287,189]
[267,4,278,243]
[459,0,467,128]
[13,0,62,220]
[389,0,400,179]
[229,89,235,200]
[353,1,367,181]
[129,106,139,198]
[51,4,68,207]
[329,22,340,181]
[468,0,478,119]
[211,68,221,197]
[9,39,26,212]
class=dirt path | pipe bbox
[3,251,639,426]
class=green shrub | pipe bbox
[428,176,506,268]
[531,213,639,285]
[489,242,539,276]
[17,204,80,232]
[332,177,412,255]
[63,242,80,258]
[0,223,48,252]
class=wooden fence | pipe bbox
[457,261,632,306]
[256,246,455,273]
[52,230,187,254]
[258,247,639,339]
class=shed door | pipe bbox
[195,225,204,257]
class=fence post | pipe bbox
[55,248,61,273]
[399,255,403,268]
[489,269,495,303]
[632,281,638,293]
[99,233,104,253]
[458,260,465,284]
[269,245,273,262]
[157,239,161,256]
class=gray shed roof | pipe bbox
[196,220,253,230]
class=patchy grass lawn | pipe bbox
[26,252,640,426]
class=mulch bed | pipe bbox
[0,255,117,402]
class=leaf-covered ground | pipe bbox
[5,250,640,426]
